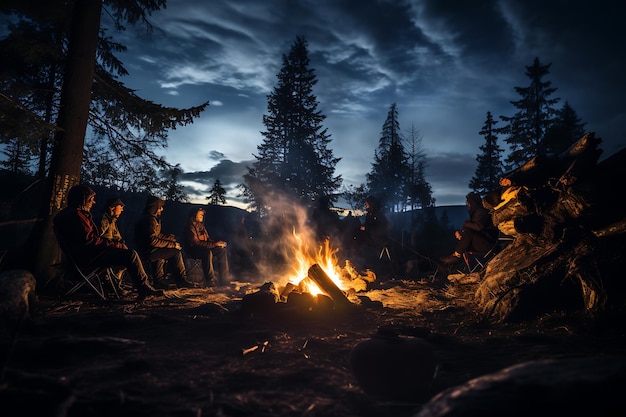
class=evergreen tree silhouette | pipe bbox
[243,36,341,211]
[497,57,560,168]
[470,111,505,195]
[366,103,410,212]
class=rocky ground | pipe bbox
[1,274,626,417]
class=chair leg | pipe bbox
[104,268,121,299]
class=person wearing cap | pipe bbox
[441,192,499,265]
[184,207,231,286]
[135,195,194,289]
[53,185,163,301]
[100,197,128,249]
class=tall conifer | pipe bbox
[470,111,505,195]
[498,57,560,168]
[244,36,341,211]
[366,103,410,212]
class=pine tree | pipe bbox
[470,111,505,195]
[498,57,560,168]
[404,124,434,209]
[1,1,208,187]
[0,17,65,178]
[160,164,188,202]
[543,101,587,154]
[1,136,33,174]
[366,103,410,212]
[340,183,368,211]
[207,179,227,205]
[1,0,205,282]
[244,36,341,211]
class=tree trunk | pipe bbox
[28,0,102,286]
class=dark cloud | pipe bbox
[181,159,254,205]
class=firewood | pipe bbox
[307,264,353,310]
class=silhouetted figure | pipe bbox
[441,192,499,265]
[340,210,362,260]
[354,196,391,272]
[359,196,389,248]
[311,195,342,243]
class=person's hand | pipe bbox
[454,230,462,240]
[217,241,227,248]
[174,242,182,250]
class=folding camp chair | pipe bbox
[462,245,498,274]
[461,233,513,274]
[54,226,120,300]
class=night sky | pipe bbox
[11,0,626,208]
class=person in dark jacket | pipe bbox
[184,207,231,286]
[135,195,193,289]
[359,196,389,247]
[53,185,162,301]
[441,192,499,265]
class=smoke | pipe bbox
[252,191,320,286]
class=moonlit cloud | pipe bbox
[110,0,625,208]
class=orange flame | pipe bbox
[284,230,347,296]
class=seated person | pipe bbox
[441,192,499,265]
[184,207,232,286]
[53,185,162,301]
[99,197,130,293]
[100,197,128,249]
[135,195,194,289]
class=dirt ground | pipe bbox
[2,274,626,417]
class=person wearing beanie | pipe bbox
[184,207,232,287]
[100,197,127,249]
[53,185,163,301]
[135,195,195,289]
[441,192,499,265]
[99,197,131,294]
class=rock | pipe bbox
[414,356,626,417]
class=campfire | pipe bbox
[285,233,372,292]
[240,230,376,316]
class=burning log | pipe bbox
[280,282,296,301]
[307,263,353,311]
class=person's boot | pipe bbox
[203,272,216,287]
[136,281,164,301]
[177,271,201,288]
[153,279,176,290]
